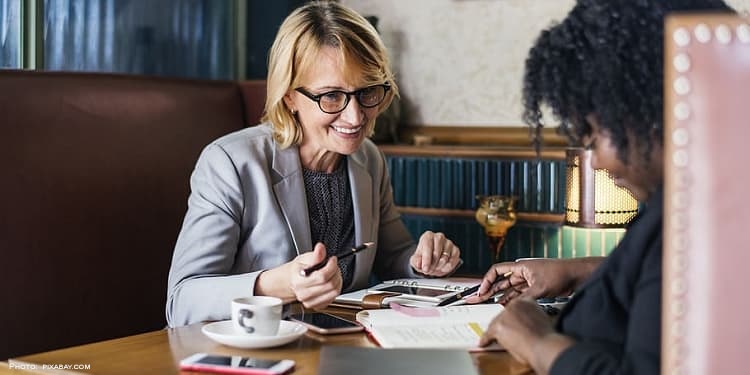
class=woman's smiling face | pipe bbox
[582,114,664,202]
[285,46,379,168]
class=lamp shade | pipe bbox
[564,148,638,228]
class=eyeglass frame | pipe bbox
[294,83,391,114]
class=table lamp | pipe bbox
[564,148,638,228]
[562,148,638,257]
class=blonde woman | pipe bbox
[166,1,461,327]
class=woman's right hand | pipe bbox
[255,243,343,309]
[465,258,602,304]
[290,243,343,308]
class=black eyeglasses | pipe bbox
[295,84,390,114]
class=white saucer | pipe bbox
[202,320,307,349]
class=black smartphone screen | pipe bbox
[290,313,358,329]
[197,355,281,368]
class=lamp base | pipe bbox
[487,234,507,263]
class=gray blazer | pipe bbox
[166,124,418,327]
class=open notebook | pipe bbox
[356,303,504,351]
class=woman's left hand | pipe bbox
[409,231,461,276]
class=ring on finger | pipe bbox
[440,251,450,258]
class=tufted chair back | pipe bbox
[662,14,750,375]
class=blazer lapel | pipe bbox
[348,150,375,288]
[272,145,312,255]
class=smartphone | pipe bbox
[374,285,454,302]
[287,312,363,334]
[180,353,294,375]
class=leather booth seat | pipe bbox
[0,70,266,359]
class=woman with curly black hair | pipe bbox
[465,0,734,373]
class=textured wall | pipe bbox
[341,0,574,127]
[342,0,750,128]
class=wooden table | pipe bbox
[10,307,532,375]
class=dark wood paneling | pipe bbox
[379,144,566,160]
[396,125,568,147]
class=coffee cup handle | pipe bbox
[237,309,255,333]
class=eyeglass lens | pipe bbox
[319,85,387,113]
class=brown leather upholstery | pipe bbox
[239,80,268,125]
[663,15,750,374]
[0,70,266,359]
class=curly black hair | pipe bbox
[523,0,733,163]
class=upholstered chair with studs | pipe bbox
[663,13,750,375]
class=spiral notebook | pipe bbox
[333,277,481,309]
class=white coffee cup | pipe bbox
[230,296,283,336]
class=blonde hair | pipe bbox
[261,1,399,148]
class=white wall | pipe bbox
[342,0,750,127]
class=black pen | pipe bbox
[436,271,513,307]
[300,242,375,276]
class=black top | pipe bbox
[302,158,356,287]
[551,189,663,375]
